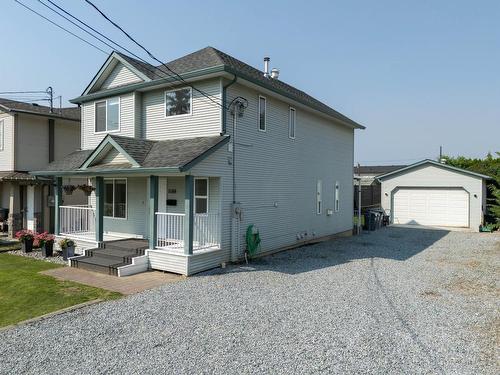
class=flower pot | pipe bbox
[21,239,34,253]
[42,242,54,257]
[62,245,75,260]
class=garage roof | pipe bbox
[376,159,491,181]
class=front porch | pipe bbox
[54,175,223,276]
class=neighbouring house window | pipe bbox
[258,96,266,131]
[165,87,192,116]
[0,120,4,151]
[194,178,209,214]
[289,107,296,139]
[104,178,127,218]
[95,97,119,133]
[317,180,322,214]
[335,182,340,212]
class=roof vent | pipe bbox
[271,68,280,79]
[263,57,270,78]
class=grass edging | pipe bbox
[0,299,104,332]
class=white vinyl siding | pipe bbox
[288,107,296,139]
[224,82,354,260]
[258,96,267,131]
[142,78,222,140]
[316,180,322,214]
[81,93,134,149]
[0,120,4,151]
[99,62,142,91]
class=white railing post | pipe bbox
[59,205,95,237]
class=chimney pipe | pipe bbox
[263,57,270,78]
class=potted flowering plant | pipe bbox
[78,184,95,196]
[15,230,36,253]
[63,185,77,195]
[37,232,55,257]
[58,238,75,260]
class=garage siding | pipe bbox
[380,164,485,231]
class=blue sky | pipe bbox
[1,0,498,164]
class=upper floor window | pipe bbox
[194,177,209,214]
[165,87,192,117]
[95,97,119,133]
[0,120,4,151]
[258,96,266,131]
[289,107,296,139]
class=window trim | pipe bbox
[316,179,322,215]
[288,107,296,139]
[258,95,267,132]
[103,178,128,220]
[164,87,193,118]
[0,120,4,151]
[94,97,121,134]
[335,181,340,212]
[194,177,209,214]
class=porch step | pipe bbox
[70,238,149,276]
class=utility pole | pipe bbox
[46,86,53,113]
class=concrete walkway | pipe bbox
[41,267,181,295]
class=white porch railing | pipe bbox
[60,205,95,236]
[156,212,220,251]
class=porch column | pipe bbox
[95,177,104,242]
[184,175,194,255]
[26,185,35,231]
[148,175,158,249]
[54,177,62,235]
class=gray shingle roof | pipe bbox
[35,135,229,173]
[354,165,406,175]
[116,47,363,129]
[0,98,80,121]
[41,149,94,172]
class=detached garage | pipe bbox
[377,160,489,231]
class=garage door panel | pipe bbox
[393,188,469,227]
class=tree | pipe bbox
[441,152,500,228]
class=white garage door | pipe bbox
[393,188,469,227]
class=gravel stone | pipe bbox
[0,227,498,374]
[7,249,67,265]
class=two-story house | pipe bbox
[34,47,365,276]
[0,99,83,236]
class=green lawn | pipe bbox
[0,253,121,327]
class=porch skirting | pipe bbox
[147,248,225,276]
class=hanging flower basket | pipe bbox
[63,185,77,195]
[78,184,95,196]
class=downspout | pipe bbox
[222,75,237,135]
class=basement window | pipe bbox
[165,87,192,117]
[95,97,120,133]
[104,178,127,219]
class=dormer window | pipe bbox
[95,97,120,133]
[165,87,192,117]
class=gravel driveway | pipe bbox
[1,227,498,374]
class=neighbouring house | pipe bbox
[33,47,364,276]
[353,165,405,210]
[0,99,85,236]
[377,159,490,231]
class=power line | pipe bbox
[0,90,48,94]
[83,0,227,110]
[14,0,108,54]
